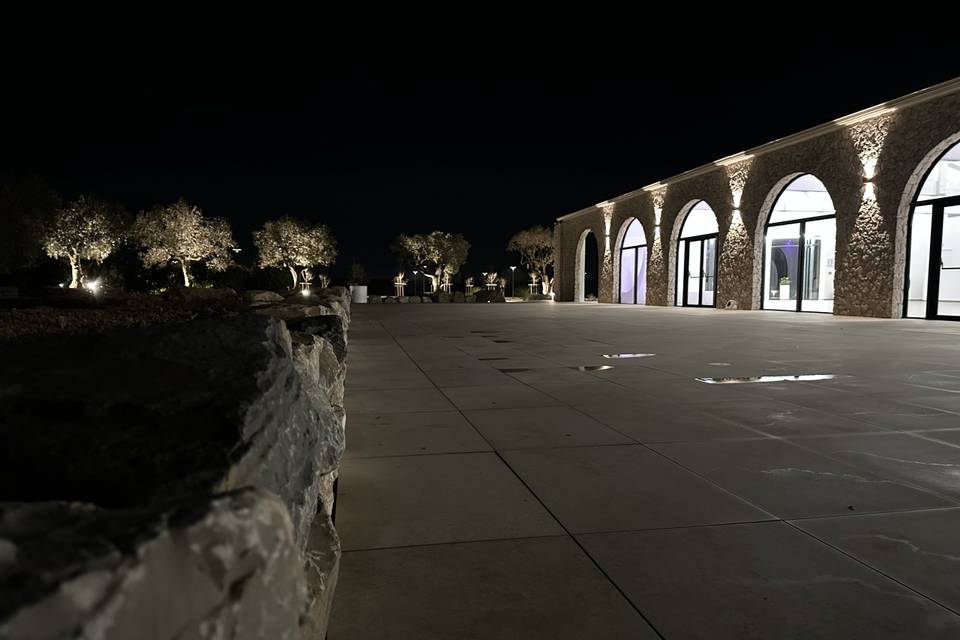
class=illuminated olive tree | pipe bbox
[43,195,124,288]
[134,199,236,287]
[508,225,555,294]
[394,231,469,292]
[253,216,337,289]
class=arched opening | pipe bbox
[761,174,836,313]
[904,140,960,319]
[616,218,647,304]
[574,229,599,302]
[674,201,719,307]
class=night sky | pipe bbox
[2,49,957,282]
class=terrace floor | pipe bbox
[329,303,960,639]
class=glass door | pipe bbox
[636,246,648,304]
[619,247,636,303]
[681,235,718,307]
[934,204,960,318]
[801,218,836,313]
[702,237,716,307]
[685,239,702,306]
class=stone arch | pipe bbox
[752,173,839,312]
[751,172,805,309]
[667,199,719,306]
[611,217,649,303]
[574,228,598,303]
[892,129,960,318]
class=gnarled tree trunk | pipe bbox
[68,254,80,289]
[180,262,191,287]
[288,265,299,290]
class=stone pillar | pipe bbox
[598,202,616,303]
[718,158,754,309]
[835,114,895,317]
[645,186,669,306]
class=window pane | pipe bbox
[920,143,960,200]
[764,223,801,310]
[769,174,836,225]
[907,205,932,318]
[801,217,836,313]
[680,201,719,238]
[623,219,646,247]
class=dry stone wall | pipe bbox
[0,287,351,639]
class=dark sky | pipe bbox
[2,49,957,280]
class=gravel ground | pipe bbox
[0,295,230,341]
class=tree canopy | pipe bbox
[134,199,236,287]
[394,231,469,290]
[253,216,337,289]
[43,195,125,288]
[507,225,555,293]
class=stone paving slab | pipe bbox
[332,304,960,637]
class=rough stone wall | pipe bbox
[554,86,960,318]
[554,207,604,302]
[878,93,960,317]
[0,287,352,639]
[661,171,734,308]
[742,129,863,312]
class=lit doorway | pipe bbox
[618,218,647,304]
[762,175,836,313]
[675,201,718,307]
[906,141,960,319]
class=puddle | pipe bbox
[696,374,841,385]
[478,357,508,361]
[493,340,512,343]
[572,365,615,372]
[601,353,655,359]
[499,368,531,373]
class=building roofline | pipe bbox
[556,76,960,223]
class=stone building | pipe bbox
[553,77,960,319]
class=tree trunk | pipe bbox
[542,276,552,295]
[424,273,438,293]
[288,265,299,289]
[68,255,80,289]
[180,262,191,287]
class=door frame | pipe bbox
[618,242,648,304]
[761,213,836,313]
[679,232,718,308]
[907,195,960,319]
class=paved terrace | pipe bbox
[330,303,960,639]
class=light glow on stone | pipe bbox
[731,209,744,227]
